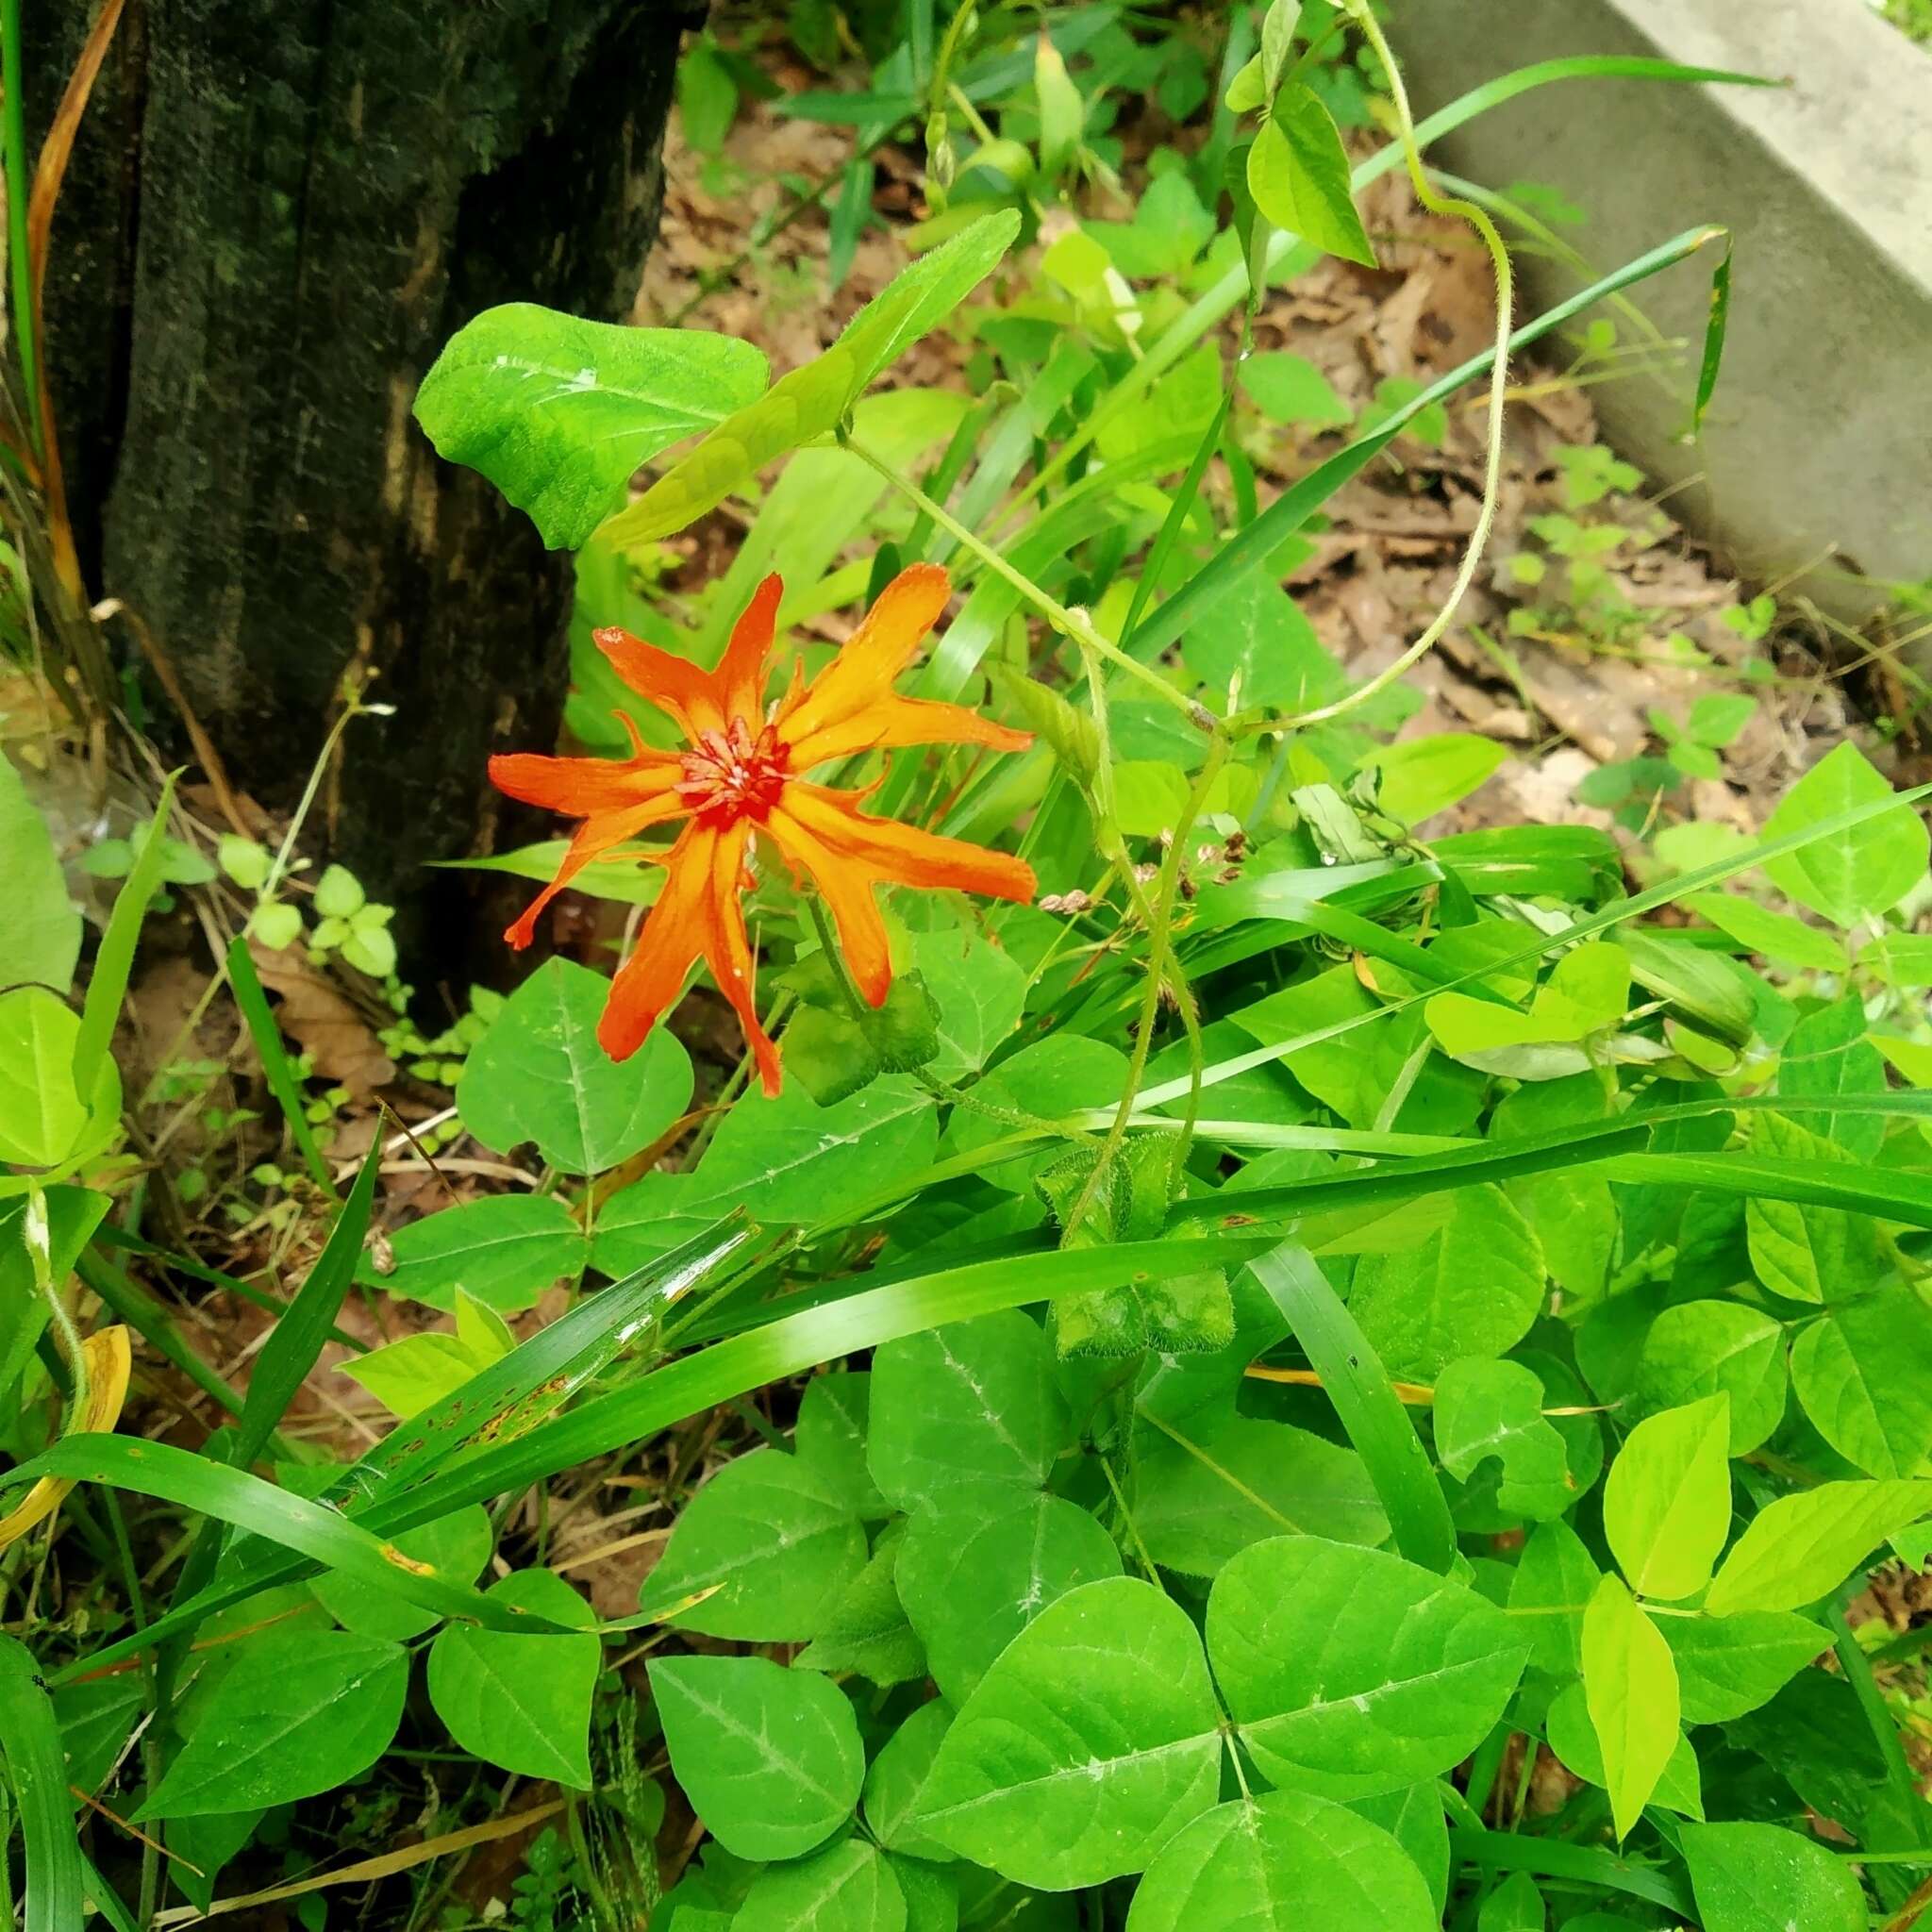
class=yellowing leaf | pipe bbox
[1581,1574,1680,1840]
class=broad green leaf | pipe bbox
[731,1838,907,1932]
[1602,1394,1731,1601]
[868,1311,1072,1510]
[1477,1874,1545,1932]
[649,1654,864,1863]
[1543,1682,1703,1818]
[1687,891,1845,973]
[1579,1574,1679,1840]
[1432,1357,1572,1520]
[140,1626,408,1818]
[0,755,79,994]
[895,1492,1122,1703]
[1351,1784,1449,1917]
[796,1527,926,1687]
[592,1076,938,1272]
[909,926,1027,1079]
[1743,1109,1880,1305]
[1346,1185,1545,1380]
[1124,1790,1435,1931]
[863,1701,955,1863]
[458,957,692,1174]
[1362,735,1508,827]
[1177,566,1341,713]
[607,211,1021,544]
[1427,944,1630,1074]
[427,1570,599,1787]
[413,305,767,549]
[1237,350,1352,427]
[793,1373,888,1520]
[0,988,89,1167]
[1630,1301,1787,1455]
[1507,1519,1598,1676]
[311,1503,493,1641]
[638,1443,866,1639]
[358,1193,589,1312]
[949,1037,1130,1191]
[338,1291,517,1421]
[1790,1282,1932,1477]
[1132,1413,1386,1576]
[1662,1610,1826,1724]
[0,1187,107,1396]
[1681,1821,1865,1932]
[1761,740,1927,926]
[1246,84,1375,266]
[1779,996,1889,1158]
[917,1576,1223,1889]
[1706,1478,1932,1614]
[1208,1536,1526,1798]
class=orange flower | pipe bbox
[490,565,1035,1094]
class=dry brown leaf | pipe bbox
[247,942,395,1095]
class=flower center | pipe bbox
[676,717,788,824]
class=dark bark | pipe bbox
[30,0,696,974]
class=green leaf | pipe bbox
[1779,995,1888,1158]
[868,1310,1072,1510]
[793,1373,888,1520]
[358,1193,589,1313]
[731,1838,907,1932]
[909,926,1026,1079]
[1477,1874,1545,1932]
[864,1702,955,1863]
[1034,32,1084,178]
[1124,1790,1436,1931]
[1681,1822,1865,1932]
[1208,1535,1526,1797]
[1630,1301,1787,1455]
[1352,1784,1449,1917]
[75,774,177,1108]
[917,1576,1223,1889]
[0,989,92,1168]
[592,1077,937,1274]
[414,305,768,548]
[1687,891,1846,973]
[1579,1574,1680,1840]
[1743,1110,1880,1305]
[0,1632,84,1932]
[1508,1520,1598,1675]
[1706,1478,1932,1614]
[1543,1681,1703,1818]
[458,957,692,1174]
[1433,1357,1572,1520]
[783,972,941,1107]
[1247,84,1375,266]
[648,1654,864,1862]
[895,1492,1122,1703]
[1662,1610,1826,1723]
[339,1290,517,1420]
[1133,1412,1387,1576]
[1601,1394,1732,1601]
[606,212,1021,545]
[795,1527,926,1686]
[949,1038,1130,1192]
[1346,1185,1545,1380]
[426,1569,600,1787]
[1761,741,1927,926]
[1177,565,1341,713]
[1237,350,1352,427]
[140,1625,408,1817]
[0,755,79,994]
[638,1443,865,1639]
[1790,1281,1932,1477]
[311,1503,493,1641]
[1362,735,1508,827]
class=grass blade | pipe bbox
[225,934,338,1197]
[1450,1826,1693,1916]
[234,1147,378,1467]
[0,1633,84,1932]
[1250,1241,1457,1574]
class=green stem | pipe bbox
[25,1187,89,1429]
[842,436,1204,724]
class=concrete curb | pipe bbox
[1387,0,1932,623]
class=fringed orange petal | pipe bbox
[502,796,686,950]
[489,748,683,816]
[767,780,1037,1007]
[711,572,782,731]
[774,563,951,755]
[591,626,732,740]
[598,819,781,1093]
[782,691,1032,772]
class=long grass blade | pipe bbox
[225,935,338,1197]
[0,1633,84,1932]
